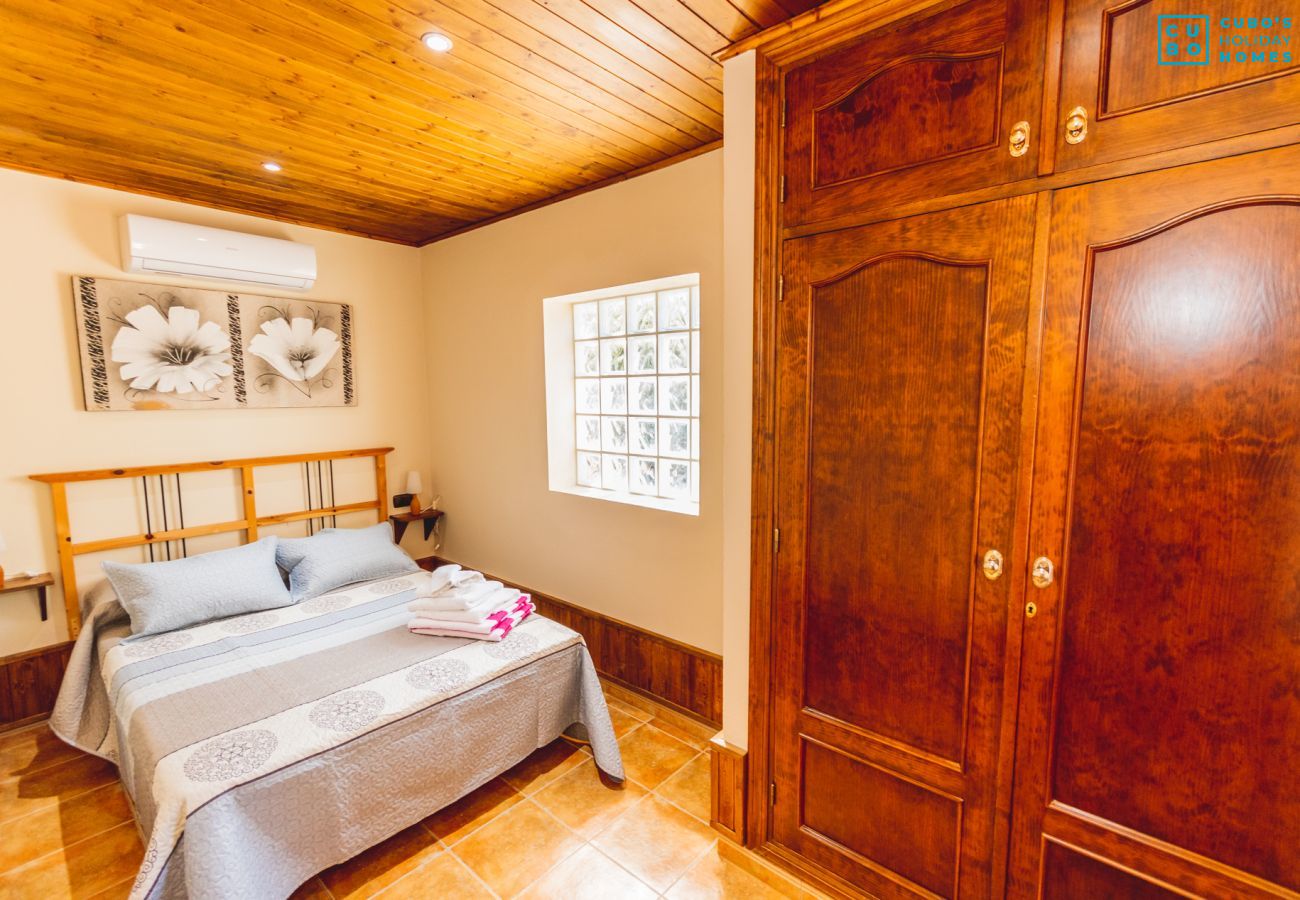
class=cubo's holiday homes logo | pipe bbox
[1158,15,1210,64]
[1158,14,1293,66]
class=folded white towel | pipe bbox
[409,596,536,642]
[411,579,502,612]
[415,566,485,600]
[409,587,520,622]
[409,615,502,636]
[423,564,460,595]
[421,564,485,598]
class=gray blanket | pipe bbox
[51,573,623,900]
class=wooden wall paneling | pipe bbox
[710,738,748,842]
[421,557,723,726]
[0,642,74,731]
[745,47,784,852]
[0,664,12,727]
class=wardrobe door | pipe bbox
[771,195,1038,898]
[783,0,1044,230]
[1008,145,1300,899]
[1053,1,1300,172]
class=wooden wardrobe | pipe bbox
[742,1,1300,897]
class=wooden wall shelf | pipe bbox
[0,573,54,621]
[390,509,444,542]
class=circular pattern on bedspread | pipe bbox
[300,593,352,614]
[220,612,281,634]
[183,729,277,783]
[483,631,539,661]
[121,632,195,659]
[309,690,384,732]
[406,658,471,692]
[368,577,411,595]
[133,844,160,891]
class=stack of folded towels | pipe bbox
[408,564,536,641]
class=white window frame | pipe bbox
[543,273,700,516]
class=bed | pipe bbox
[33,448,624,900]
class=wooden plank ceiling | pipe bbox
[0,0,818,245]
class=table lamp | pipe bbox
[406,472,423,515]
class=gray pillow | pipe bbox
[104,537,291,637]
[276,522,419,602]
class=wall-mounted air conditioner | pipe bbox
[119,215,317,290]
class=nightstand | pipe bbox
[390,509,444,543]
[0,573,54,621]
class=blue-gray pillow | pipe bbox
[104,537,291,637]
[276,522,418,602]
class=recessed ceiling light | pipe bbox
[421,31,453,52]
[262,161,282,172]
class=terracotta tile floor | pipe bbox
[0,684,816,899]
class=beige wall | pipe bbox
[721,52,757,749]
[420,151,725,653]
[0,168,433,656]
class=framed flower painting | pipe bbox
[71,276,356,411]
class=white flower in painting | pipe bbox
[248,316,341,383]
[110,305,232,394]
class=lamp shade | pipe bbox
[405,471,423,495]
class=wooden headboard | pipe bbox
[30,447,393,639]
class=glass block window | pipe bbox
[570,280,700,508]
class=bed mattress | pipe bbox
[51,572,623,900]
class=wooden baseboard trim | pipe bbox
[710,738,748,842]
[0,640,74,731]
[752,842,871,899]
[418,556,722,726]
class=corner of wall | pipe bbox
[721,51,758,751]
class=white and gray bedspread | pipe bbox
[51,572,624,900]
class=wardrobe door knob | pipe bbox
[1031,556,1055,588]
[1064,106,1088,144]
[1008,120,1030,157]
[981,548,1004,580]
